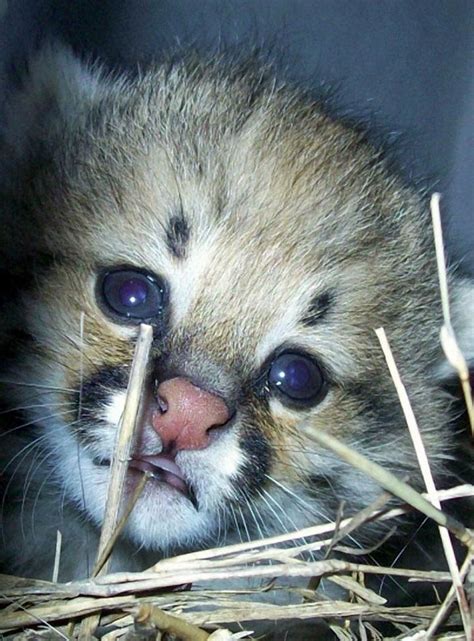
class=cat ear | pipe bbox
[450,278,474,365]
[435,277,474,382]
[1,44,107,169]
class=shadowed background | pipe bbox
[0,0,472,274]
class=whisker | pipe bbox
[1,432,51,544]
[237,504,252,543]
[264,474,376,561]
[260,488,317,562]
[265,474,331,523]
[258,488,291,536]
[0,380,78,393]
[264,477,413,596]
[214,503,226,547]
[20,446,58,541]
[378,518,428,599]
[0,400,75,417]
[1,413,85,526]
[0,405,76,440]
[63,333,95,368]
[243,494,266,541]
[0,409,76,474]
[228,503,244,544]
[31,455,62,537]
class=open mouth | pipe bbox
[94,455,198,509]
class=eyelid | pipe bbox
[95,265,168,327]
[256,345,329,409]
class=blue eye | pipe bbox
[100,269,165,322]
[268,351,325,404]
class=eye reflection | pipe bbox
[118,278,149,307]
[99,268,166,322]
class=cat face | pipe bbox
[0,48,469,561]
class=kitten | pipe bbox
[0,46,472,599]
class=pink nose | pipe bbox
[151,377,230,451]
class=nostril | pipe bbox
[156,393,168,414]
[151,377,231,451]
[206,410,234,439]
[208,406,234,430]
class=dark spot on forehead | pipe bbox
[301,291,333,327]
[165,210,190,259]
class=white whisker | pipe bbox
[0,404,76,439]
[0,400,75,416]
[244,494,266,541]
[228,503,244,545]
[0,380,78,393]
[237,504,252,543]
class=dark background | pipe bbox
[1,0,472,275]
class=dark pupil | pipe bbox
[119,278,148,307]
[100,269,165,322]
[282,359,311,391]
[268,352,323,402]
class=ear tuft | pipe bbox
[1,44,106,169]
[450,278,474,364]
[436,278,474,382]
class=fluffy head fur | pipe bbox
[0,47,472,583]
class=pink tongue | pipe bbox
[129,455,188,493]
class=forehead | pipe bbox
[61,139,335,307]
[41,66,414,360]
[56,74,382,270]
